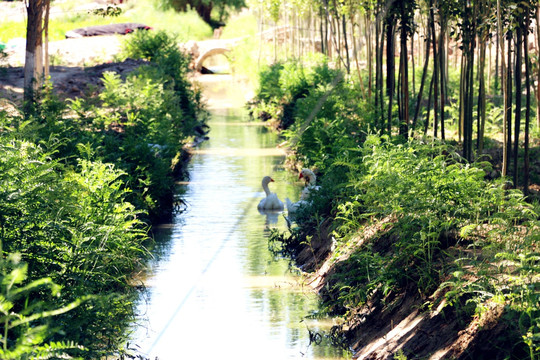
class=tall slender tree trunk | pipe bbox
[536,3,540,129]
[523,11,531,195]
[342,15,350,73]
[386,14,396,134]
[398,4,410,138]
[438,23,446,140]
[412,23,431,134]
[366,14,373,99]
[459,51,465,143]
[424,74,435,136]
[365,12,373,100]
[411,34,416,96]
[319,5,326,55]
[497,0,509,176]
[352,18,366,98]
[513,24,522,187]
[505,34,513,176]
[462,2,476,162]
[477,18,487,153]
[375,1,385,129]
[429,0,439,138]
[43,0,50,79]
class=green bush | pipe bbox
[65,30,207,221]
[250,55,343,130]
[0,253,86,359]
[0,134,149,357]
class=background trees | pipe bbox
[251,0,539,191]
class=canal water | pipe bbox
[130,75,351,360]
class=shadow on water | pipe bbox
[127,75,352,360]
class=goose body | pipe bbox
[285,197,308,214]
[258,176,284,211]
[286,169,321,216]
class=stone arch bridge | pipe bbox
[182,38,240,72]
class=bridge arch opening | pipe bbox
[195,48,231,74]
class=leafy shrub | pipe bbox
[250,55,343,130]
[63,30,207,221]
[0,135,150,356]
[0,253,86,359]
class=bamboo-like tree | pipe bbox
[523,6,531,195]
[397,0,416,138]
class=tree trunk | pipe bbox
[429,0,439,138]
[536,3,540,130]
[411,33,415,96]
[320,5,325,55]
[398,5,409,138]
[497,0,509,176]
[458,50,465,143]
[412,22,431,135]
[513,24,522,187]
[523,11,531,195]
[385,15,396,97]
[477,21,487,153]
[24,0,44,107]
[505,34,513,176]
[424,73,434,136]
[366,14,373,99]
[195,2,214,28]
[43,0,50,79]
[462,2,476,162]
[375,1,385,129]
[438,22,446,140]
[352,17,366,98]
[342,14,350,73]
[386,14,396,134]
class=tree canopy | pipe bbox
[163,0,245,28]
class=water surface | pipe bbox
[131,75,351,360]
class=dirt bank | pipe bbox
[279,216,528,360]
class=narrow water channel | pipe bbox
[131,76,351,360]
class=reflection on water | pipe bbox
[130,76,351,360]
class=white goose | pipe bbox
[299,168,321,200]
[257,176,284,211]
[286,169,320,215]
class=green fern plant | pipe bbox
[0,252,87,359]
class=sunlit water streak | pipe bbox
[130,76,351,360]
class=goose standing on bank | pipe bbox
[285,169,320,215]
[257,176,284,211]
[299,168,321,200]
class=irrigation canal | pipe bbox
[130,75,352,360]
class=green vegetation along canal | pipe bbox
[130,76,352,359]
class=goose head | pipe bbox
[261,176,275,195]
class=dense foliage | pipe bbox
[0,30,206,357]
[254,57,540,359]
